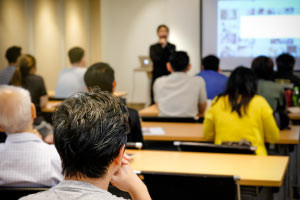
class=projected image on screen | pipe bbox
[217,0,300,58]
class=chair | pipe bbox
[0,187,48,200]
[126,142,143,149]
[142,172,241,200]
[141,116,203,123]
[174,141,256,154]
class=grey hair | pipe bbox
[0,85,32,133]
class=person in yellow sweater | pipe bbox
[203,66,280,155]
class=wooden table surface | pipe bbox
[126,149,289,187]
[142,122,300,145]
[43,91,128,113]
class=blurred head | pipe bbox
[167,51,190,72]
[217,66,257,117]
[157,24,169,39]
[251,56,274,80]
[84,63,115,93]
[52,89,129,179]
[0,86,35,133]
[276,53,295,73]
[5,46,22,65]
[19,54,37,81]
[68,47,85,66]
[202,55,220,71]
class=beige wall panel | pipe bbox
[89,0,101,64]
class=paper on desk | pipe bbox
[142,127,165,135]
[288,107,300,114]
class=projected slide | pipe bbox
[217,0,300,58]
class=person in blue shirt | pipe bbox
[196,55,228,99]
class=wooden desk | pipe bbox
[42,91,128,113]
[142,122,300,145]
[288,107,300,120]
[126,149,289,187]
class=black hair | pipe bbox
[169,51,189,72]
[251,56,274,80]
[84,62,115,92]
[5,46,22,64]
[52,88,129,178]
[19,54,36,84]
[276,53,295,73]
[202,55,219,71]
[215,66,257,117]
[68,47,84,64]
[157,24,169,33]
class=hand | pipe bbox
[122,153,133,165]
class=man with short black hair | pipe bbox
[0,46,22,85]
[196,55,227,99]
[154,51,207,117]
[273,53,300,87]
[84,62,143,143]
[55,47,86,98]
[21,89,151,200]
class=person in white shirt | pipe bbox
[0,85,62,187]
[55,47,86,98]
[154,51,207,117]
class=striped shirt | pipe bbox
[0,66,16,85]
[0,132,63,187]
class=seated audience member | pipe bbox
[21,89,151,200]
[19,54,53,140]
[273,53,300,86]
[0,46,22,85]
[251,56,285,111]
[154,51,207,117]
[55,47,86,98]
[0,86,62,186]
[203,67,279,156]
[196,55,228,99]
[84,63,143,143]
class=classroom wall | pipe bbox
[0,0,101,91]
[101,0,201,104]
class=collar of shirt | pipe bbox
[55,180,107,193]
[5,132,42,144]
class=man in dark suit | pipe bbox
[84,62,143,143]
[150,24,176,104]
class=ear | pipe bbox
[114,144,125,166]
[185,64,191,72]
[201,65,204,71]
[112,80,117,92]
[166,62,173,73]
[218,66,221,73]
[31,103,37,120]
[86,87,89,91]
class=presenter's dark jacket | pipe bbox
[128,108,144,143]
[150,43,176,80]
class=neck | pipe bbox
[72,63,84,68]
[8,63,17,67]
[65,175,110,191]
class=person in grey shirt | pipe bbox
[0,46,22,85]
[55,47,86,98]
[21,89,151,200]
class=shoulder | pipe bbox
[191,76,205,85]
[251,95,270,106]
[19,190,49,200]
[150,43,159,48]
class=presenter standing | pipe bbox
[150,24,176,105]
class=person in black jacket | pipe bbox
[150,24,176,104]
[84,62,144,143]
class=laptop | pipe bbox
[139,56,153,68]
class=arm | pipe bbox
[40,95,48,108]
[198,77,207,115]
[111,164,151,200]
[198,102,207,115]
[39,76,48,108]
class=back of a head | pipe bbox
[202,55,219,71]
[220,66,257,117]
[68,47,84,64]
[52,88,129,178]
[0,86,32,133]
[276,53,295,73]
[84,62,114,92]
[19,54,36,82]
[251,56,274,80]
[5,46,22,64]
[170,51,189,72]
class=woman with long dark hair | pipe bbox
[203,66,279,155]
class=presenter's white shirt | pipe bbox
[0,133,63,187]
[55,67,86,98]
[154,72,207,117]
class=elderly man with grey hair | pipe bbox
[0,85,63,187]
